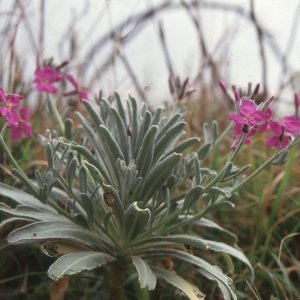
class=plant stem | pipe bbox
[214,122,232,146]
[108,258,127,300]
[230,151,279,195]
[47,96,65,134]
[0,134,38,197]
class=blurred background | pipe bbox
[1,0,300,110]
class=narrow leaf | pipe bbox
[147,249,237,300]
[48,251,115,280]
[131,256,156,290]
[67,158,77,187]
[205,240,253,279]
[151,266,205,300]
[99,125,124,161]
[193,217,238,242]
[197,143,211,160]
[139,153,181,201]
[149,107,162,127]
[154,122,185,160]
[128,96,139,157]
[111,108,130,163]
[114,92,127,125]
[163,137,200,158]
[142,234,208,250]
[211,120,219,141]
[82,100,103,127]
[0,183,54,211]
[135,110,152,158]
[46,142,54,169]
[125,202,151,239]
[64,118,73,140]
[0,203,69,222]
[182,186,204,211]
[79,167,87,193]
[136,125,157,176]
[156,113,182,140]
[7,221,102,249]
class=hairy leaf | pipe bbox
[154,122,185,160]
[193,217,238,242]
[147,249,237,300]
[125,202,151,240]
[136,125,157,177]
[0,183,55,211]
[0,203,69,222]
[182,186,204,211]
[48,251,115,280]
[7,221,103,249]
[139,153,182,201]
[131,256,156,290]
[205,240,253,279]
[151,266,205,300]
[111,107,130,163]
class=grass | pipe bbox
[1,1,300,299]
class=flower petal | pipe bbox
[240,100,256,115]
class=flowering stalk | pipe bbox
[47,96,65,133]
[226,132,246,162]
[0,133,37,195]
[230,141,297,195]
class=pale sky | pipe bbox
[1,0,300,110]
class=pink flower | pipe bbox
[9,107,32,140]
[64,74,88,100]
[281,115,300,135]
[258,107,273,132]
[34,66,64,94]
[229,99,267,127]
[0,87,22,126]
[231,122,257,149]
[265,121,289,148]
[229,98,268,148]
[265,116,300,149]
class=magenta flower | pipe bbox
[281,115,300,135]
[258,107,273,132]
[0,87,22,126]
[34,66,64,94]
[229,99,268,148]
[265,121,289,148]
[265,116,300,148]
[10,107,32,140]
[65,74,88,100]
[230,122,257,149]
[229,99,267,127]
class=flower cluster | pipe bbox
[34,61,88,100]
[228,90,300,149]
[0,88,32,140]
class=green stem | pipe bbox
[214,122,233,147]
[226,132,246,162]
[0,134,38,197]
[230,151,279,195]
[47,96,65,134]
